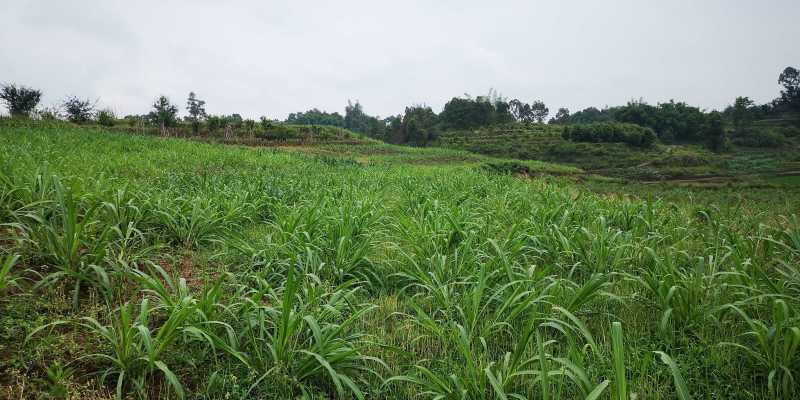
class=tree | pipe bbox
[62,96,96,124]
[0,83,42,117]
[185,92,207,134]
[778,66,800,109]
[286,108,344,127]
[530,100,549,123]
[344,100,386,139]
[148,96,179,135]
[401,105,438,146]
[704,111,726,152]
[509,99,533,123]
[731,96,755,132]
[549,108,570,124]
[440,97,493,129]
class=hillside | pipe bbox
[433,122,800,181]
[2,120,800,398]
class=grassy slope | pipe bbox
[433,123,800,181]
[1,121,799,399]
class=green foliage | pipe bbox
[731,96,755,132]
[396,105,438,146]
[62,96,95,124]
[778,66,800,110]
[286,108,345,127]
[148,95,179,128]
[96,108,116,127]
[723,300,800,398]
[549,107,570,124]
[0,83,42,117]
[731,128,787,148]
[563,122,657,147]
[0,254,21,294]
[703,111,727,152]
[344,100,387,139]
[185,92,207,133]
[2,121,800,399]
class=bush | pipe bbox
[776,126,800,138]
[563,123,657,147]
[63,96,95,124]
[96,109,116,127]
[731,128,787,148]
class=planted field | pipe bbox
[2,120,800,399]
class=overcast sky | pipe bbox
[2,1,799,119]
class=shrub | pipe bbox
[777,126,800,137]
[63,96,96,124]
[0,83,42,117]
[96,109,116,127]
[731,128,787,148]
[563,123,657,147]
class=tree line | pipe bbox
[2,66,798,150]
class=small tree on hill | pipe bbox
[0,83,42,117]
[509,99,533,123]
[63,96,96,124]
[779,66,800,110]
[148,96,179,136]
[186,92,207,134]
[531,100,549,123]
[704,111,726,152]
[731,96,754,133]
[549,108,570,124]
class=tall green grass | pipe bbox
[2,120,800,398]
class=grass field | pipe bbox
[2,120,800,399]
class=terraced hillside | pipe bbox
[434,123,800,181]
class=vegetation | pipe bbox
[185,92,207,134]
[1,119,799,399]
[0,83,42,117]
[1,63,799,399]
[563,122,657,147]
[62,96,96,124]
[96,108,116,127]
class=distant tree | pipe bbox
[704,111,726,152]
[401,105,438,146]
[731,96,755,132]
[614,100,704,142]
[148,96,179,134]
[492,99,514,124]
[62,96,96,124]
[260,116,275,130]
[778,66,800,109]
[567,107,614,124]
[286,108,345,127]
[549,108,570,124]
[344,100,386,139]
[509,99,534,123]
[385,115,403,143]
[185,92,207,134]
[440,97,493,129]
[530,100,549,123]
[0,83,42,117]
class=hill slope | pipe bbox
[433,122,800,181]
[1,120,799,399]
